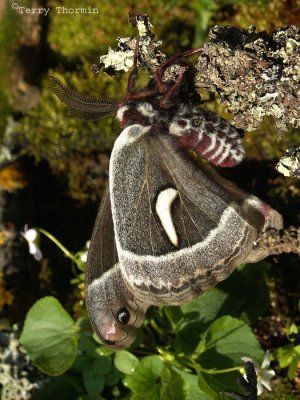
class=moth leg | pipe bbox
[159,68,187,108]
[124,40,157,102]
[155,47,203,92]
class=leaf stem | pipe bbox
[37,228,78,265]
[177,355,242,375]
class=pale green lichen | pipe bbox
[196,25,300,135]
[0,326,44,400]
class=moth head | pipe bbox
[86,266,148,350]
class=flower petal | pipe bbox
[257,380,263,396]
[23,228,38,242]
[261,350,271,369]
[33,248,43,261]
[261,370,275,391]
[241,357,259,369]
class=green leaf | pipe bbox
[195,316,264,397]
[79,332,98,356]
[177,371,212,400]
[161,366,189,400]
[180,288,240,324]
[93,356,112,376]
[124,355,164,400]
[104,366,121,386]
[175,289,241,353]
[275,344,295,368]
[83,370,104,395]
[219,262,270,324]
[114,350,139,375]
[164,307,185,330]
[197,316,264,365]
[175,262,270,351]
[287,354,300,379]
[198,371,241,400]
[81,354,111,394]
[20,296,78,376]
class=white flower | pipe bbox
[21,226,43,261]
[80,240,90,263]
[80,251,88,263]
[242,351,275,396]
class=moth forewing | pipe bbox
[109,120,274,305]
[85,187,148,349]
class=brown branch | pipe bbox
[255,226,300,256]
[276,147,300,178]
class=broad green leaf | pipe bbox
[180,288,240,324]
[198,371,241,400]
[167,263,270,354]
[164,307,185,330]
[275,344,295,368]
[105,366,121,386]
[219,262,270,323]
[83,370,104,395]
[175,289,241,353]
[176,370,212,400]
[288,323,298,336]
[93,356,112,376]
[71,354,93,374]
[197,316,264,366]
[288,354,300,379]
[81,354,111,394]
[20,296,78,376]
[114,350,139,375]
[124,355,164,400]
[161,366,189,400]
[79,332,98,356]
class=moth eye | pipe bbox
[117,308,130,324]
[104,339,116,346]
[177,119,187,127]
[191,118,201,127]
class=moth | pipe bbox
[51,43,283,350]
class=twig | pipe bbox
[277,147,300,178]
[255,226,300,255]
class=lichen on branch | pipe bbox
[277,147,300,178]
[92,11,185,83]
[255,226,300,256]
[195,25,300,135]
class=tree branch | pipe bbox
[255,226,300,256]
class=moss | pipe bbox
[222,0,300,32]
[0,2,22,136]
[0,272,14,309]
[48,0,196,62]
[245,120,300,162]
[0,164,26,191]
[19,60,126,200]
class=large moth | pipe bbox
[51,37,283,350]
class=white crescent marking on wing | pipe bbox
[155,188,179,246]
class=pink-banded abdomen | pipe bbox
[169,108,245,168]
